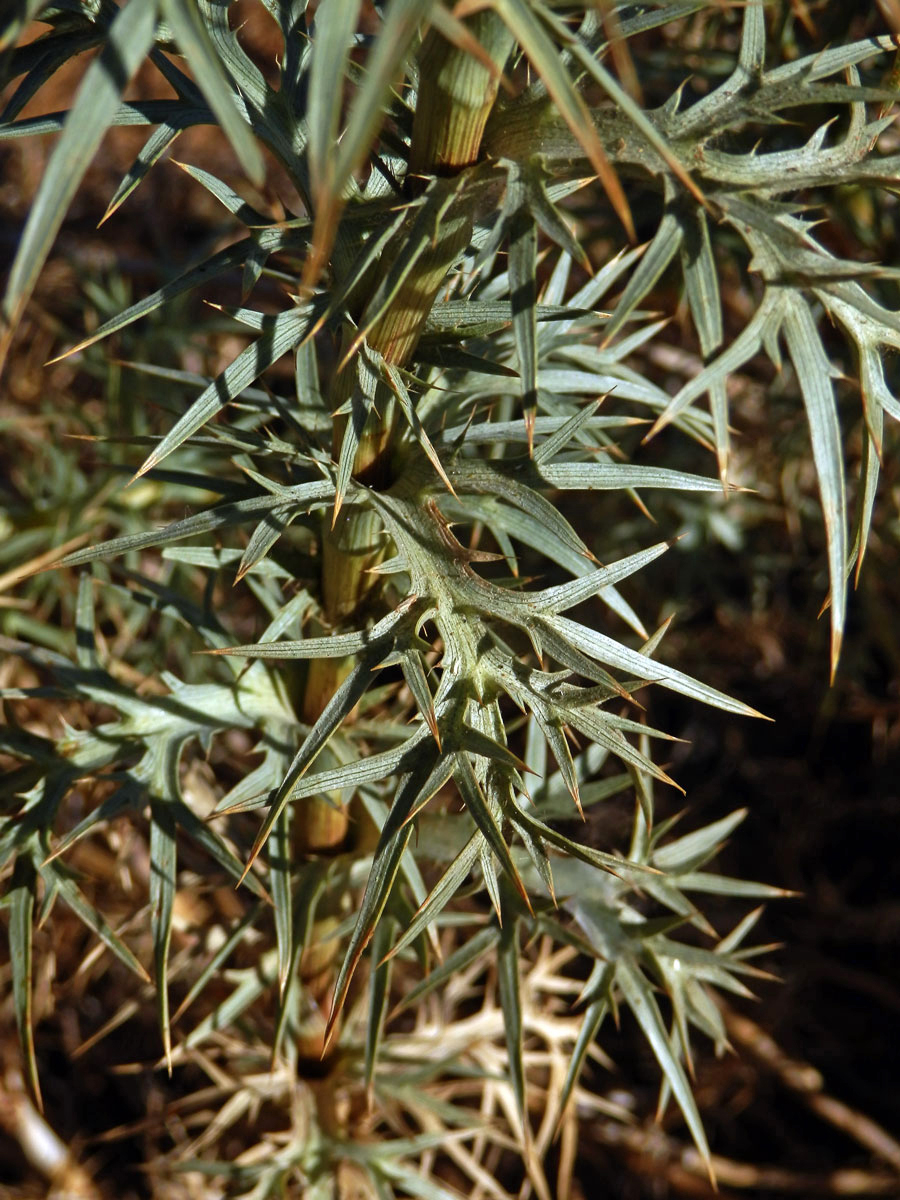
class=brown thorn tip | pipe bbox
[321,1016,338,1057]
[127,460,153,487]
[45,341,88,366]
[642,416,666,445]
[236,851,259,889]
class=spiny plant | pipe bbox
[2,1,898,1194]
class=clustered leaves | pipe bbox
[1,2,898,1195]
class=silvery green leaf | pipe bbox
[1,0,159,369]
[781,298,846,675]
[543,615,767,718]
[159,0,264,184]
[328,747,453,1039]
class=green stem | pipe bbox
[410,12,515,176]
[295,14,512,864]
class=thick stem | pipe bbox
[294,9,511,923]
[410,12,515,176]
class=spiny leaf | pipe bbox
[304,0,435,283]
[531,400,601,465]
[365,916,394,1094]
[101,122,183,224]
[542,614,769,717]
[531,540,672,614]
[47,239,272,363]
[454,755,530,911]
[307,0,363,210]
[646,288,785,442]
[525,459,732,494]
[241,647,388,881]
[383,361,456,497]
[516,808,556,900]
[272,863,330,1062]
[508,208,539,447]
[49,481,333,570]
[680,206,728,479]
[564,706,682,791]
[0,99,215,141]
[391,922,499,1014]
[554,980,612,1131]
[271,807,293,994]
[236,506,296,581]
[522,159,590,267]
[496,890,526,1124]
[333,351,378,524]
[781,298,847,677]
[7,856,42,1109]
[179,959,274,1054]
[286,733,430,805]
[172,903,263,1023]
[852,409,882,584]
[210,627,375,661]
[450,462,595,563]
[348,176,468,362]
[149,796,177,1074]
[159,0,264,185]
[399,650,440,746]
[1,0,158,371]
[327,747,454,1044]
[544,3,705,208]
[169,160,273,225]
[134,304,323,480]
[488,0,634,238]
[653,809,748,873]
[458,723,529,775]
[602,201,683,344]
[616,957,713,1179]
[42,865,151,983]
[511,806,643,878]
[672,0,766,140]
[385,831,483,963]
[332,0,434,191]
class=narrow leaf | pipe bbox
[1,0,159,368]
[43,866,151,983]
[242,647,387,879]
[150,798,177,1073]
[508,209,539,446]
[616,958,712,1176]
[8,857,42,1109]
[328,747,453,1041]
[135,305,319,479]
[554,988,610,1129]
[385,831,483,962]
[491,0,633,238]
[782,299,847,676]
[365,916,394,1093]
[496,893,526,1124]
[455,756,530,911]
[52,481,332,570]
[392,923,499,1014]
[543,614,768,717]
[602,205,683,344]
[160,0,264,184]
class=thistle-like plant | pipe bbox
[2,2,898,1194]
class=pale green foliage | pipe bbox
[1,2,897,1195]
